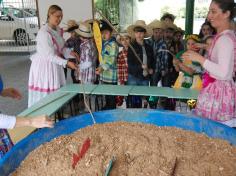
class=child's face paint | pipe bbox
[187,39,197,51]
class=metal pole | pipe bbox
[92,0,95,20]
[185,0,195,35]
[35,0,40,28]
[21,0,30,52]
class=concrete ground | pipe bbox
[0,53,75,116]
[0,54,31,115]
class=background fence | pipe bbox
[0,0,38,53]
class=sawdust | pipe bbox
[12,122,236,176]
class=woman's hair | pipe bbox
[47,5,62,22]
[212,0,236,20]
[199,21,216,39]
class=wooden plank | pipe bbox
[129,86,171,97]
[91,85,133,96]
[9,92,77,143]
[59,84,98,94]
[129,86,199,99]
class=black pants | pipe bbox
[152,70,178,110]
[102,82,117,110]
[64,58,79,84]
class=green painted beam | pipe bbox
[185,0,195,35]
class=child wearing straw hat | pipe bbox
[115,32,131,107]
[127,20,155,108]
[146,20,169,86]
[127,20,154,85]
[64,20,81,83]
[162,22,179,87]
[116,32,131,85]
[96,20,118,110]
[75,22,97,84]
[64,20,80,56]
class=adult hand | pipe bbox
[148,69,154,75]
[67,61,77,70]
[173,58,180,66]
[182,50,205,65]
[29,115,54,128]
[142,64,148,70]
[1,88,22,100]
[193,43,207,50]
[161,70,166,77]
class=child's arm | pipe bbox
[173,58,180,72]
[193,43,207,50]
[174,51,195,75]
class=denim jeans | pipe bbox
[127,75,149,86]
[127,75,149,108]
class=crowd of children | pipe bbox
[60,12,218,111]
[36,1,235,128]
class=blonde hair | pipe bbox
[47,5,62,22]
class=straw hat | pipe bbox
[148,20,166,30]
[75,22,93,38]
[65,20,79,32]
[84,19,94,25]
[127,20,152,38]
[116,31,131,44]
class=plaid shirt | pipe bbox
[146,38,169,72]
[117,48,128,84]
[100,37,118,83]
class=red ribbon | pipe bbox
[72,138,91,169]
